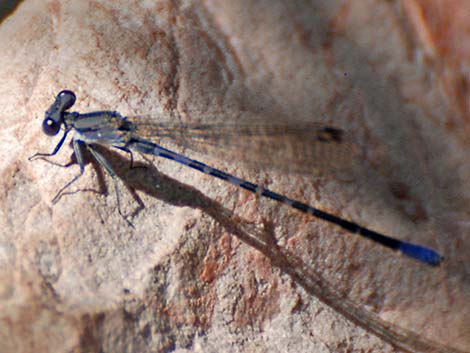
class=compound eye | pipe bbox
[42,117,61,136]
[57,90,76,110]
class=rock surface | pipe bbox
[0,0,468,352]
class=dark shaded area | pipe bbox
[34,142,459,353]
[0,0,22,24]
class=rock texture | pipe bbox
[0,0,468,352]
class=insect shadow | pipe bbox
[39,143,458,353]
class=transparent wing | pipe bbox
[125,116,359,175]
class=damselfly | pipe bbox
[29,90,443,266]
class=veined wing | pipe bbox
[126,116,358,175]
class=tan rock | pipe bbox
[0,0,468,352]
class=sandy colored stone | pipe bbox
[0,0,468,352]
